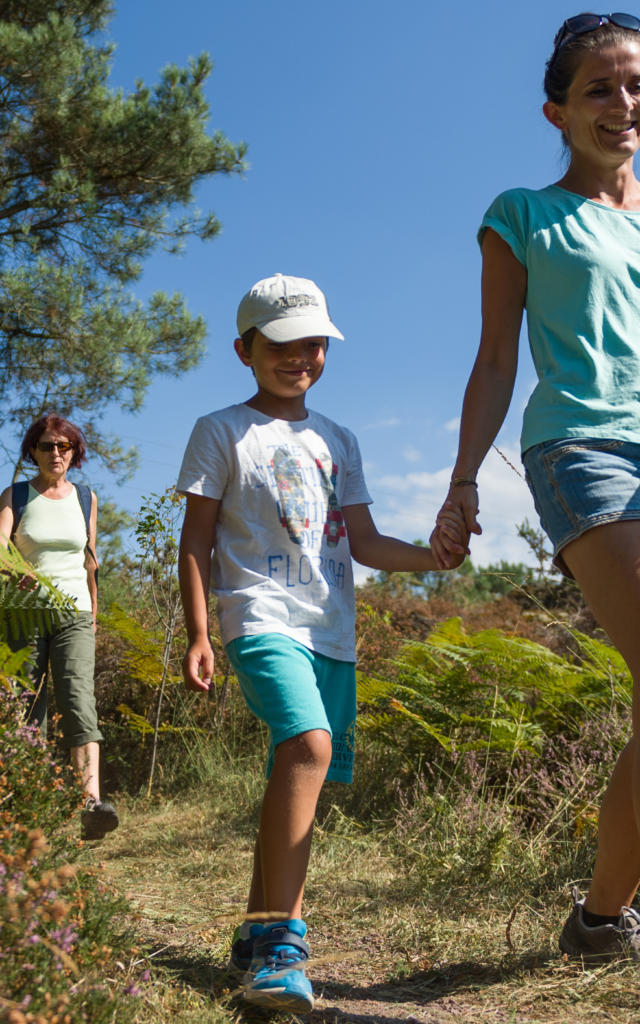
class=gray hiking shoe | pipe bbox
[559,887,640,963]
[81,797,119,840]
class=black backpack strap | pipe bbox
[73,482,92,536]
[10,481,30,542]
[73,483,98,575]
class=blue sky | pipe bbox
[10,2,591,572]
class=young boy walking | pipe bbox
[177,273,466,1011]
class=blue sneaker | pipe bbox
[229,921,263,973]
[242,919,314,1011]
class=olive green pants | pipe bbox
[10,611,103,748]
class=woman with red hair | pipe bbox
[0,413,118,840]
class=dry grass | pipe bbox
[87,788,640,1024]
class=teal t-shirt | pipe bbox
[479,185,640,452]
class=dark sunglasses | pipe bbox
[552,12,640,60]
[37,440,74,453]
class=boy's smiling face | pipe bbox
[234,330,327,420]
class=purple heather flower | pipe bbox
[50,926,77,952]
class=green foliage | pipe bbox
[355,601,402,674]
[134,487,183,630]
[0,655,143,1023]
[0,541,78,641]
[350,615,628,906]
[100,489,188,795]
[372,551,538,604]
[0,0,246,477]
[94,499,135,580]
[517,516,558,578]
[358,617,631,762]
[101,603,181,695]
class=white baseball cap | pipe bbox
[236,273,344,342]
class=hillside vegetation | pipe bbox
[2,532,638,1023]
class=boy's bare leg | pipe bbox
[247,729,332,919]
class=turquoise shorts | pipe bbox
[226,633,356,783]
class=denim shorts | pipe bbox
[226,633,356,783]
[522,438,640,576]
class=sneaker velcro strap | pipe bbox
[254,929,310,961]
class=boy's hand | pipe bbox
[182,640,215,693]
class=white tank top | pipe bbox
[14,483,91,611]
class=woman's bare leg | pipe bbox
[562,520,640,914]
[71,740,100,801]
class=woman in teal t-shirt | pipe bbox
[434,14,640,962]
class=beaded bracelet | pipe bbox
[451,478,478,488]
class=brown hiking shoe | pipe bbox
[559,887,640,963]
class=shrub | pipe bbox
[355,616,630,903]
[0,671,145,1024]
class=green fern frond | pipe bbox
[117,703,203,737]
[356,672,395,702]
[360,617,632,764]
[101,604,181,688]
[384,700,452,750]
[117,704,155,736]
[0,542,78,640]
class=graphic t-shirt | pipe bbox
[177,404,372,661]
[479,185,640,451]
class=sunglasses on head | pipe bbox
[552,12,640,60]
[37,441,74,453]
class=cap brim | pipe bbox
[258,315,344,342]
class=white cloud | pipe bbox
[363,417,401,430]
[402,446,421,463]
[444,417,461,432]
[366,442,539,569]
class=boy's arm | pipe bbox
[343,503,467,572]
[178,493,220,692]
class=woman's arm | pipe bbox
[85,491,99,629]
[0,486,13,547]
[432,229,527,566]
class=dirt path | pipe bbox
[96,799,638,1024]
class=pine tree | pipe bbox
[0,1,245,476]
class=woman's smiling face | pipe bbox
[544,42,640,166]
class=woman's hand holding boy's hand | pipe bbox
[182,639,215,693]
[429,500,470,570]
[447,480,482,541]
